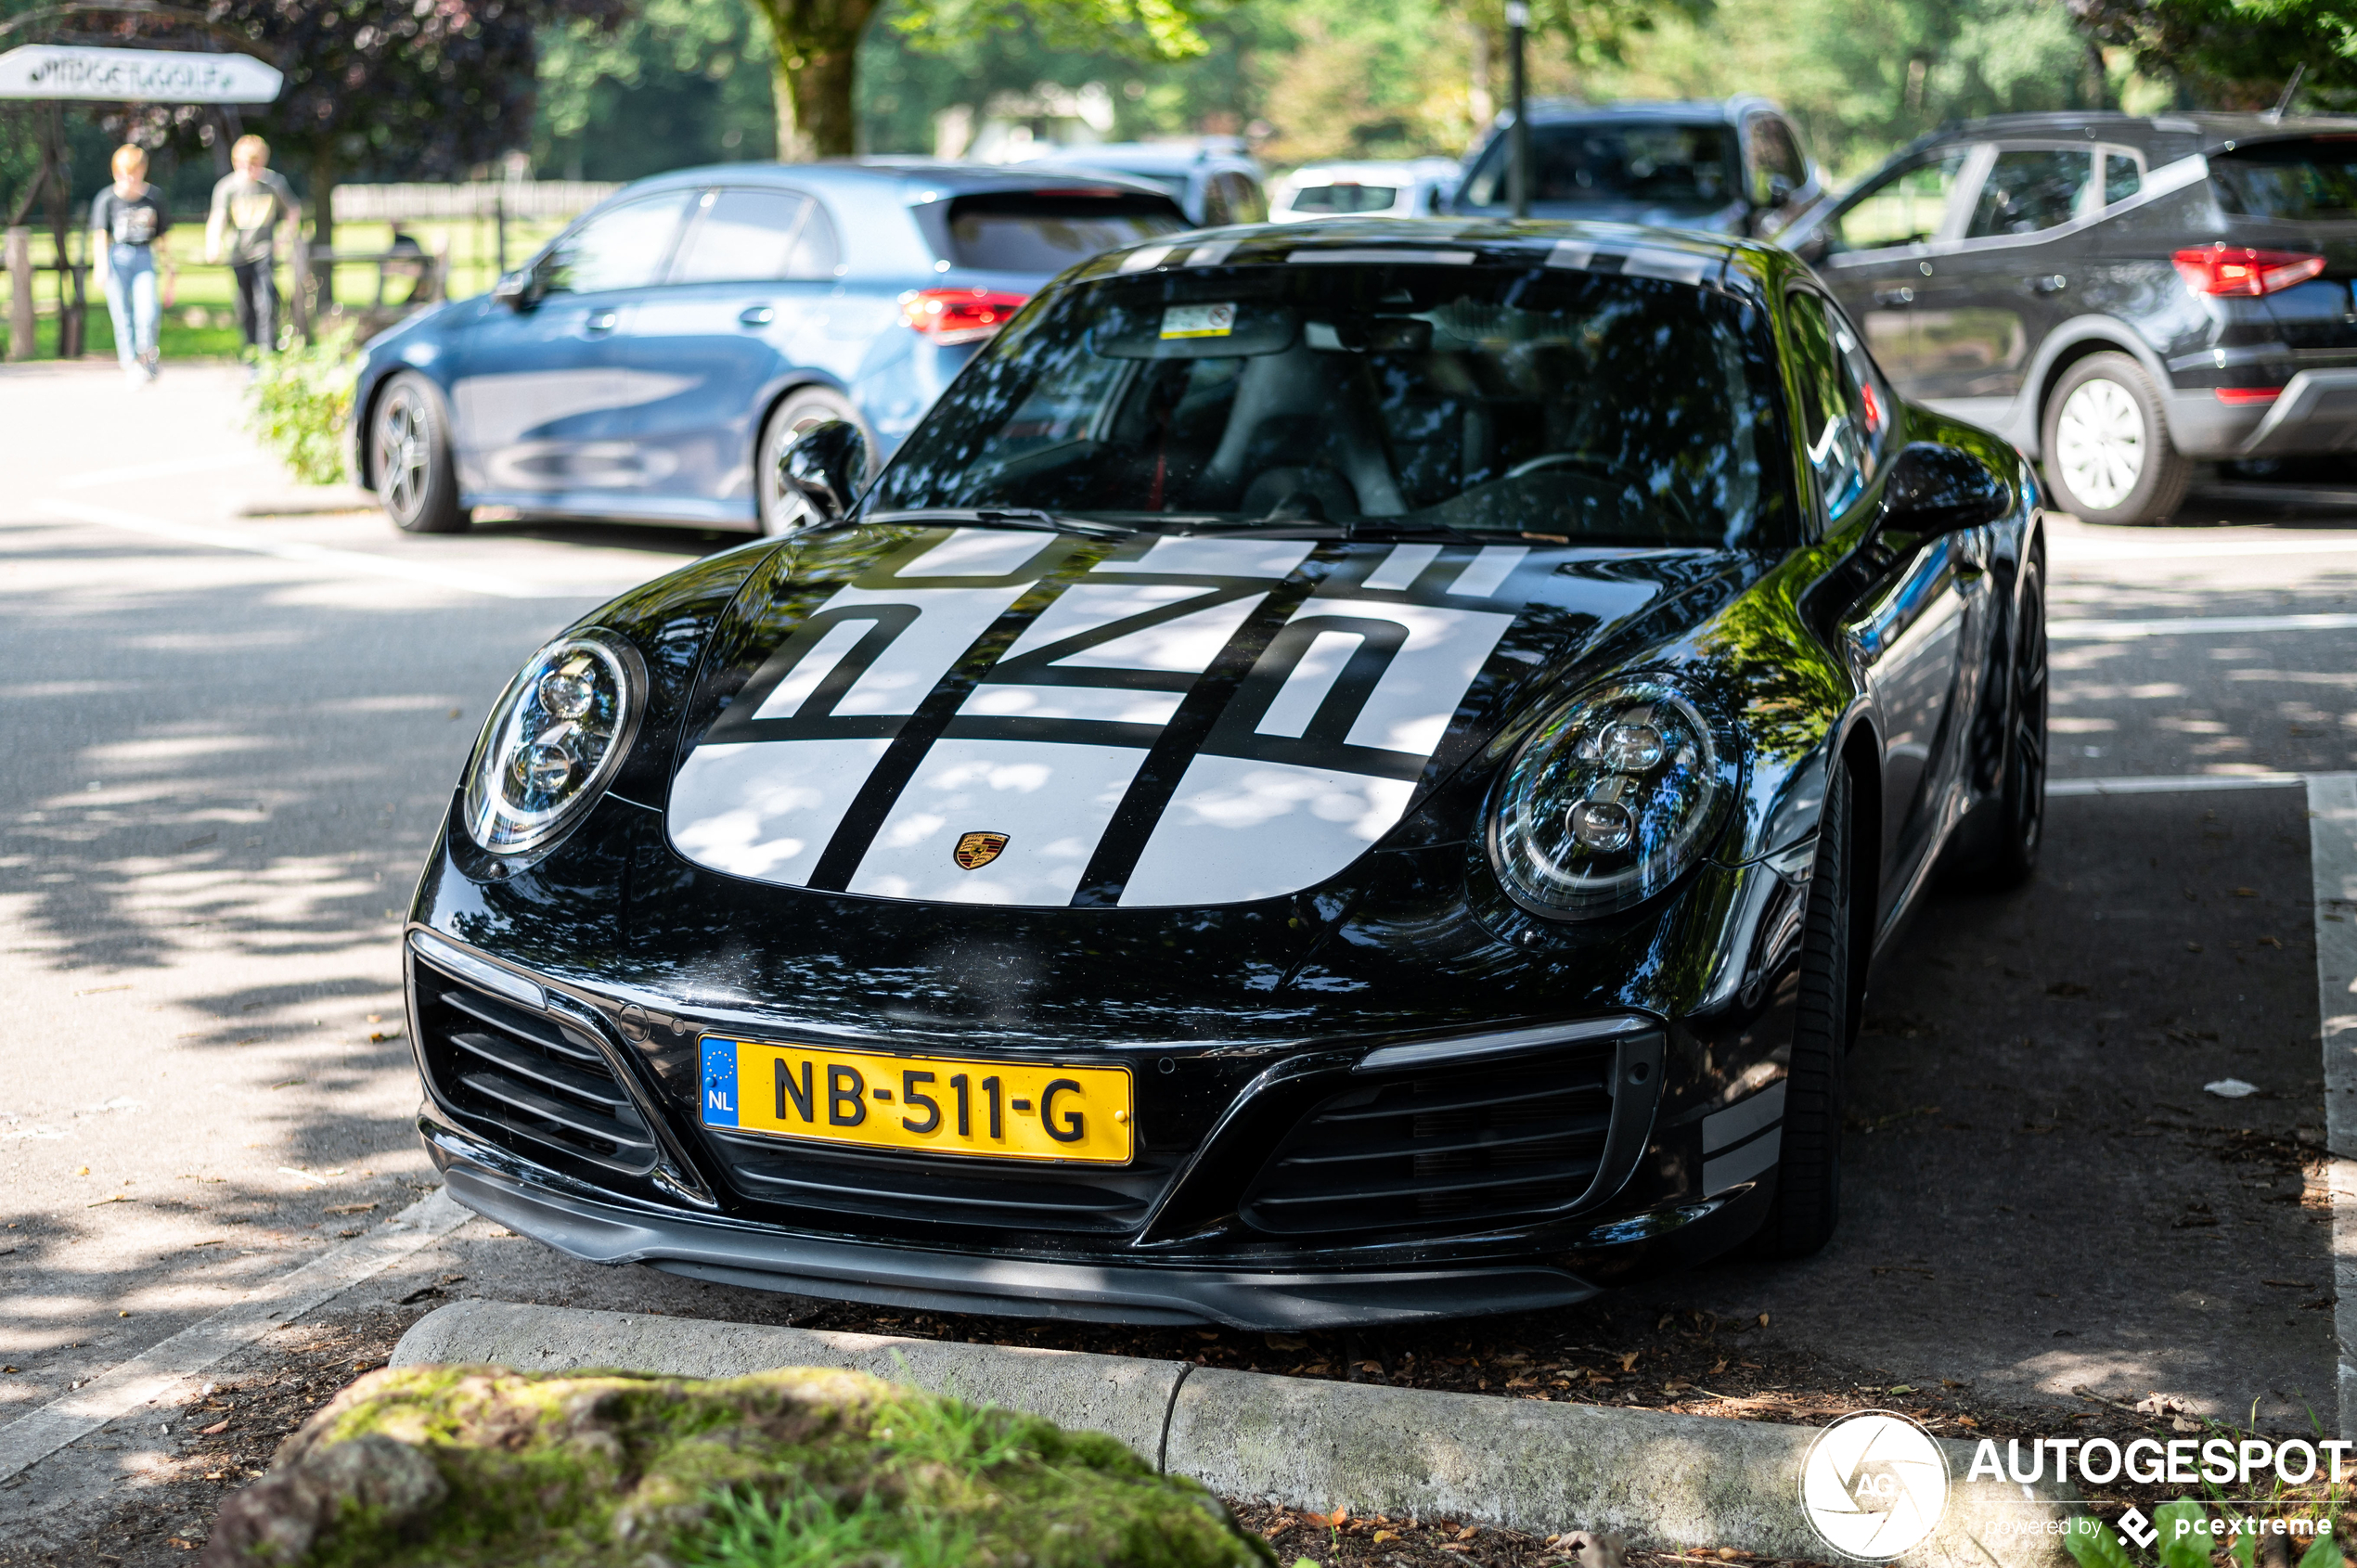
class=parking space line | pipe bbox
[2053,535,2357,562]
[0,1189,471,1484]
[40,499,626,601]
[52,454,263,491]
[2307,773,2357,1440]
[2049,773,2305,796]
[2051,612,2357,639]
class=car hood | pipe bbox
[662,524,1741,911]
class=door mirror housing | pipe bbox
[491,269,535,309]
[777,419,869,523]
[1879,442,2013,536]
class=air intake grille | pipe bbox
[415,967,656,1175]
[704,1131,1175,1236]
[1239,1049,1617,1236]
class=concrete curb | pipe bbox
[392,1300,2077,1567]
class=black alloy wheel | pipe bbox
[1946,555,2048,890]
[756,387,871,536]
[373,372,470,534]
[1745,756,1854,1260]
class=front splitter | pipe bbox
[429,1145,1597,1331]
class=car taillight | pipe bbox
[899,288,1029,345]
[2171,245,2327,297]
[2215,387,2284,405]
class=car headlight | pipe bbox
[461,629,645,855]
[1487,676,1735,919]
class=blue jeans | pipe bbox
[103,244,158,368]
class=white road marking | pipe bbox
[2048,773,2304,796]
[0,1189,471,1484]
[2306,773,2357,1439]
[2051,611,2357,639]
[41,499,625,600]
[53,453,262,491]
[2052,534,2357,562]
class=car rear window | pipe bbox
[1459,123,1736,211]
[1291,184,1401,214]
[2211,138,2357,220]
[934,190,1188,273]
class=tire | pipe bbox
[755,387,872,536]
[371,372,470,534]
[2039,352,2192,526]
[1944,554,2048,890]
[1746,757,1855,1261]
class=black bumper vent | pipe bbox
[703,1131,1176,1237]
[1240,1048,1619,1236]
[414,966,657,1176]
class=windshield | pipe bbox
[2211,138,2357,221]
[866,261,1791,549]
[1460,123,1737,211]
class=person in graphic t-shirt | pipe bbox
[90,145,174,386]
[204,135,301,353]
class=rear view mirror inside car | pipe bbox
[1089,301,1299,358]
[1306,317,1435,353]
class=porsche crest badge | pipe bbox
[953,831,1010,869]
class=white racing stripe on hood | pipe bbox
[1282,598,1516,756]
[959,685,1186,725]
[849,739,1145,906]
[1120,758,1417,906]
[998,581,1266,672]
[1101,536,1316,579]
[668,738,894,884]
[1361,543,1443,592]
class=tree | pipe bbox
[206,0,631,276]
[750,0,1231,161]
[2067,0,2357,110]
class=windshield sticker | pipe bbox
[1160,302,1237,340]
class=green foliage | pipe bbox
[890,0,1234,63]
[2073,0,2357,111]
[2063,1516,2138,1568]
[2301,1533,2350,1568]
[243,330,357,487]
[208,1364,1275,1568]
[535,0,780,177]
[2154,1499,2214,1568]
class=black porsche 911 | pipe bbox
[403,218,2045,1329]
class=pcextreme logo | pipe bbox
[1798,1411,1952,1561]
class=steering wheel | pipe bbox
[1501,451,1696,533]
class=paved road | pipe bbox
[1,362,2351,1549]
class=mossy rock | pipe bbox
[199,1363,1277,1568]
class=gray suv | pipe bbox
[1447,96,1823,238]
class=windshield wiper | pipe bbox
[863,507,1139,541]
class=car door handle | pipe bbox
[2028,274,2067,294]
[1871,286,1915,306]
[584,310,618,335]
[738,305,776,328]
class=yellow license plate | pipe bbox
[697,1037,1133,1164]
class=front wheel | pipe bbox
[755,388,872,535]
[1745,757,1855,1261]
[372,372,469,534]
[2040,352,2192,526]
[1945,555,2047,890]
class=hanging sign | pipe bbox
[0,45,283,103]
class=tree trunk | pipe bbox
[308,143,335,307]
[753,0,878,161]
[1467,17,1494,130]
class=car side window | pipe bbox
[539,191,693,296]
[1786,291,1879,519]
[1200,174,1232,227]
[784,199,842,279]
[1964,148,2095,238]
[669,188,815,284]
[2103,150,2143,205]
[1747,117,1806,206]
[1824,149,1966,255]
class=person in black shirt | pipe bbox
[90,145,174,385]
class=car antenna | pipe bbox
[2268,63,2306,122]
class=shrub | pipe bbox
[244,329,357,486]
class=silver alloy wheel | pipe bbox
[376,385,431,522]
[2053,376,2144,512]
[759,397,864,534]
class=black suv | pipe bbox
[1782,111,2357,524]
[1448,96,1823,239]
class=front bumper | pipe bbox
[424,1116,1599,1329]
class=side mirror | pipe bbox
[777,419,869,524]
[490,270,534,309]
[1879,442,2013,535]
